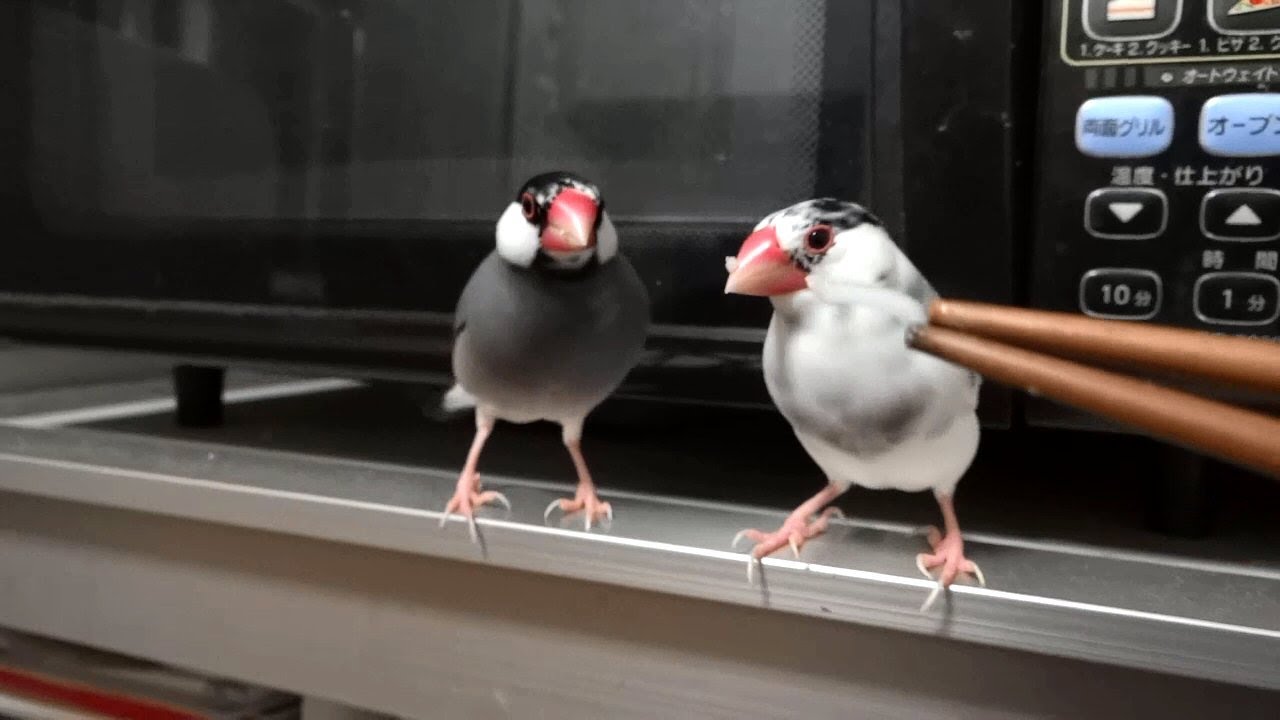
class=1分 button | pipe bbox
[1079,268,1162,319]
[1076,96,1174,158]
[1194,272,1280,326]
[1201,188,1280,241]
[1199,93,1280,156]
[1085,188,1167,239]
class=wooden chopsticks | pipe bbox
[925,300,1280,395]
[906,299,1280,480]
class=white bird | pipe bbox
[723,198,985,610]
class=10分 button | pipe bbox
[1079,268,1162,319]
[1076,96,1174,158]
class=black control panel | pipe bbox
[1032,0,1280,425]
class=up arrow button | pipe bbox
[1202,189,1280,241]
[1225,204,1263,226]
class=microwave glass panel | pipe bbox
[25,0,873,225]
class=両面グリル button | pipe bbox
[1076,96,1174,158]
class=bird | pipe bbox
[722,197,985,610]
[438,171,650,539]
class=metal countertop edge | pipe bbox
[0,440,1275,692]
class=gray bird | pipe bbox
[439,171,650,538]
[723,198,984,610]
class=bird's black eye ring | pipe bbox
[805,225,834,253]
[520,192,538,221]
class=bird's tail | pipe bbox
[425,383,477,422]
[442,383,477,413]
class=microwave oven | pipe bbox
[1,1,1273,431]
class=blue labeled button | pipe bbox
[1199,93,1280,157]
[1075,96,1174,158]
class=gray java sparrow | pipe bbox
[439,172,650,539]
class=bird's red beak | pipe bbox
[541,188,599,252]
[724,227,807,296]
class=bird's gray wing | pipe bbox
[452,251,503,343]
[449,251,526,390]
[827,372,942,457]
[438,252,508,415]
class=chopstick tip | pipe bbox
[927,297,955,325]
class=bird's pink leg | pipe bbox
[440,413,510,542]
[544,436,612,530]
[732,483,847,568]
[915,493,985,610]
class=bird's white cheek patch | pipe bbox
[596,211,619,264]
[495,202,540,267]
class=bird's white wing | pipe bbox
[804,275,928,325]
[763,297,979,492]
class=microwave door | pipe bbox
[351,1,516,221]
[509,0,832,221]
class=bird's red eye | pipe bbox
[804,225,834,253]
[520,193,538,221]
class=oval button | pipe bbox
[1199,93,1280,157]
[1075,96,1174,158]
[1079,268,1162,320]
[1193,272,1280,326]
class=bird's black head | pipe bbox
[772,198,883,238]
[496,171,617,272]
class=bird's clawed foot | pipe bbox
[731,507,845,583]
[543,487,613,531]
[438,472,511,543]
[915,526,985,612]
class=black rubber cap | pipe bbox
[173,365,225,428]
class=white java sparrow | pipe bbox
[439,171,650,538]
[723,198,985,609]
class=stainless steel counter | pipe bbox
[0,373,1276,717]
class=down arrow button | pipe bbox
[1085,188,1168,240]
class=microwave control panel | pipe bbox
[1032,0,1280,420]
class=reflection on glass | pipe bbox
[27,0,870,224]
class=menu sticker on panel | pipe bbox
[1084,0,1183,41]
[1109,0,1157,22]
[1211,0,1280,34]
[1063,0,1280,66]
